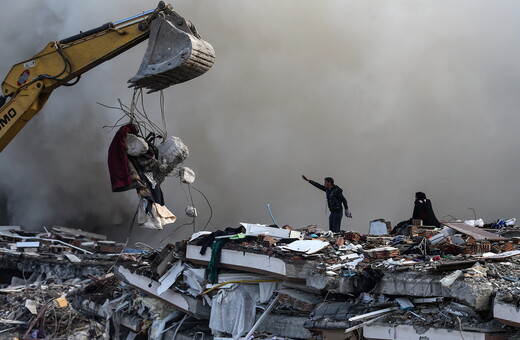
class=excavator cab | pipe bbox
[129,9,215,93]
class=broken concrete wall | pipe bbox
[363,323,507,340]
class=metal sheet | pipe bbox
[442,222,506,241]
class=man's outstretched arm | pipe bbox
[302,175,326,191]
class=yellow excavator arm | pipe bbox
[0,1,214,152]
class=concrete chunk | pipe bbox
[363,323,506,340]
[114,266,210,319]
[493,299,520,328]
[319,271,492,311]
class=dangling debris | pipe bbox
[186,206,197,218]
[125,133,149,156]
[108,121,193,230]
[157,136,189,183]
[179,166,196,184]
[138,198,177,230]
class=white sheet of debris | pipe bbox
[279,240,330,254]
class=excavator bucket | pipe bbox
[128,13,215,93]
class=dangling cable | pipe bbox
[191,185,214,231]
[160,90,167,139]
[100,87,169,142]
[158,219,195,245]
[105,202,140,274]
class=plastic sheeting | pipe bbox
[209,285,257,338]
[259,281,279,304]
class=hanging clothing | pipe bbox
[208,238,227,284]
[107,124,138,192]
[128,142,164,205]
[138,198,176,229]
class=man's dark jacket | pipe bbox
[309,180,349,212]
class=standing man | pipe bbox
[302,175,351,232]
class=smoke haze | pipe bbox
[1,1,520,245]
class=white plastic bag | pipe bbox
[464,219,484,227]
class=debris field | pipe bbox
[1,219,520,339]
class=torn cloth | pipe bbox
[195,226,245,256]
[138,198,177,229]
[128,143,164,205]
[208,239,227,284]
[108,124,165,205]
[108,124,138,192]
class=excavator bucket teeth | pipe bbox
[128,15,215,93]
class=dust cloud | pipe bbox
[1,1,520,245]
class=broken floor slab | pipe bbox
[493,299,520,328]
[363,323,507,340]
[374,271,493,311]
[77,298,144,333]
[114,265,210,319]
[186,244,318,280]
[310,271,493,311]
[254,313,313,339]
[50,225,108,240]
[0,248,117,282]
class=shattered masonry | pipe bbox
[1,220,520,339]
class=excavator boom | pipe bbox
[0,2,214,152]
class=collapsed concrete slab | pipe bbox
[77,298,144,333]
[254,313,313,339]
[375,271,493,311]
[310,271,493,311]
[493,299,520,328]
[0,248,115,283]
[114,266,210,319]
[186,244,317,280]
[363,323,507,340]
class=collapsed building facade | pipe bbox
[1,218,520,339]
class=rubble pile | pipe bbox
[114,221,520,339]
[1,220,520,339]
